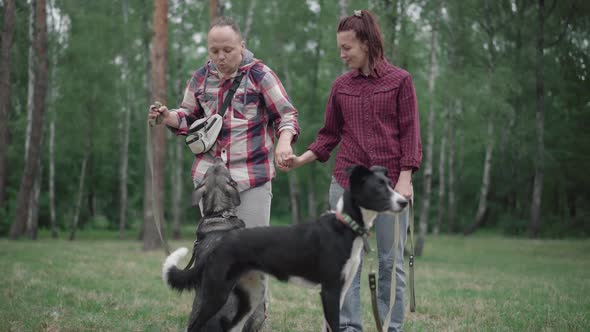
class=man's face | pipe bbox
[207,26,245,77]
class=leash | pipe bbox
[369,199,416,332]
[146,101,171,256]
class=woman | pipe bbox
[283,10,421,332]
[148,16,299,331]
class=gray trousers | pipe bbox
[197,181,272,332]
[329,178,409,332]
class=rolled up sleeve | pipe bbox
[168,76,204,136]
[259,67,300,142]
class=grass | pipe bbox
[1,231,589,332]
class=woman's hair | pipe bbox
[209,16,242,38]
[337,10,384,71]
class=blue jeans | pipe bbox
[329,178,409,332]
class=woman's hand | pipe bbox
[394,170,413,200]
[280,150,318,172]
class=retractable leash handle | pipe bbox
[148,101,164,127]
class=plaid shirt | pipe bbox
[171,51,299,191]
[308,60,422,189]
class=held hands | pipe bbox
[277,150,316,172]
[275,138,293,172]
[147,102,170,126]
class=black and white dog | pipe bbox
[163,165,408,332]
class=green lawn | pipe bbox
[1,232,589,331]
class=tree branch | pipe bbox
[545,0,558,19]
[545,0,577,49]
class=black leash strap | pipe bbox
[369,273,383,332]
[183,240,198,270]
[217,72,244,117]
[186,71,244,136]
[408,199,416,312]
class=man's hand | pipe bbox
[275,131,294,171]
[148,102,170,126]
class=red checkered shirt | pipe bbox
[171,51,299,191]
[308,60,422,189]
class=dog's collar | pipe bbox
[334,211,372,254]
[334,210,367,236]
[201,210,238,221]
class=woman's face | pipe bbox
[208,26,245,77]
[337,30,369,73]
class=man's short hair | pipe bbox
[209,16,242,39]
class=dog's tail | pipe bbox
[162,247,201,291]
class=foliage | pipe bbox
[1,0,589,237]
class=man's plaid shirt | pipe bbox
[171,51,299,191]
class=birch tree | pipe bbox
[0,0,16,210]
[464,0,499,235]
[416,3,439,256]
[433,107,448,235]
[11,0,49,239]
[119,0,132,238]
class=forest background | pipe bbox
[1,0,589,250]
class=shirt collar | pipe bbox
[352,58,388,79]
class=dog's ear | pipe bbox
[227,179,241,206]
[348,165,371,189]
[369,165,388,177]
[192,181,206,207]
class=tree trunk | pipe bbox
[86,126,95,219]
[434,107,448,235]
[70,154,88,241]
[171,139,183,238]
[464,117,495,235]
[415,11,438,256]
[170,0,189,240]
[24,0,40,234]
[381,0,399,59]
[242,0,256,42]
[464,1,497,236]
[143,0,168,251]
[307,171,317,219]
[0,0,16,209]
[138,0,151,242]
[47,0,59,238]
[529,0,545,237]
[288,172,301,224]
[49,112,57,237]
[119,0,131,239]
[447,105,456,233]
[338,0,349,18]
[210,0,218,20]
[11,0,48,239]
[28,162,42,239]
